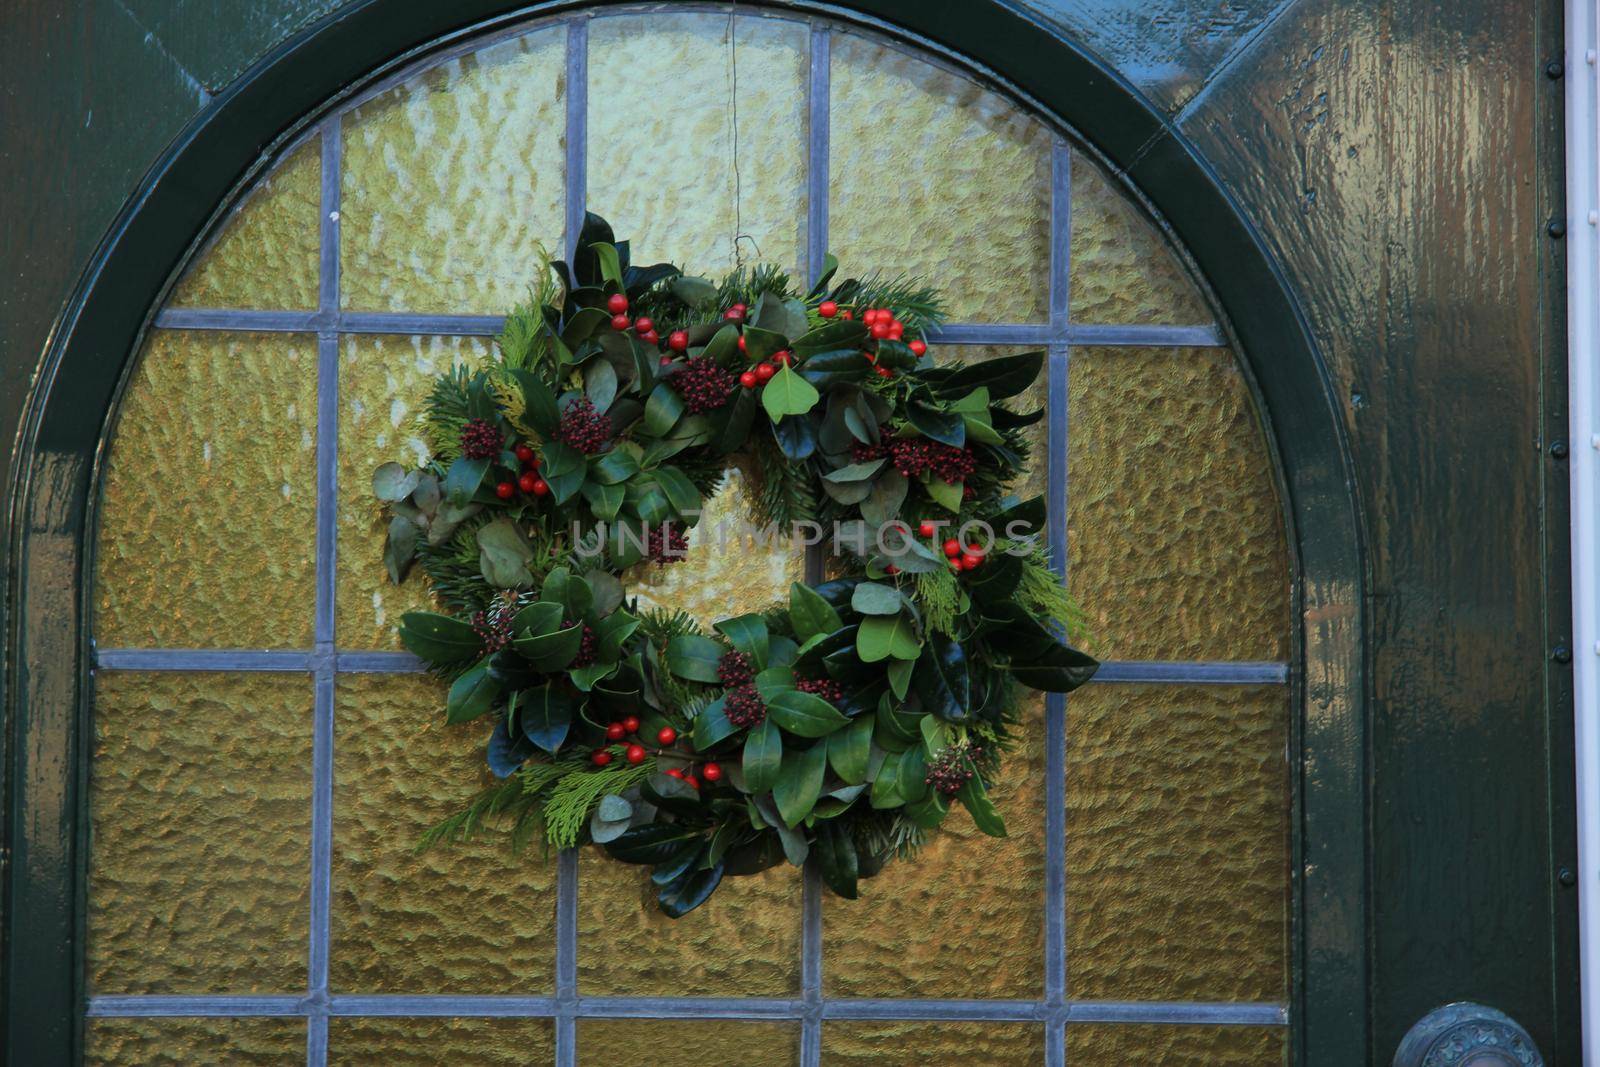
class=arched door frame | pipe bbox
[0,1,1369,1063]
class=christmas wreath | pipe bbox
[375,214,1098,916]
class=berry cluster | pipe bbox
[460,418,504,460]
[796,676,846,705]
[853,438,978,484]
[725,683,767,728]
[925,740,982,796]
[718,650,755,687]
[565,621,599,669]
[606,293,660,347]
[495,443,549,500]
[675,355,738,415]
[557,396,612,454]
[471,606,514,654]
[646,525,690,565]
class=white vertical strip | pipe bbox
[1568,0,1600,1060]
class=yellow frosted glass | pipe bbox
[830,33,1052,323]
[341,27,565,313]
[587,13,808,279]
[577,855,802,997]
[85,1017,306,1065]
[1067,1024,1288,1064]
[95,331,318,649]
[577,1019,798,1066]
[1070,152,1211,324]
[328,1017,554,1065]
[336,334,492,649]
[821,1022,1044,1065]
[626,464,806,629]
[1067,685,1290,1001]
[1067,347,1289,662]
[88,673,312,994]
[823,694,1047,999]
[331,674,558,992]
[169,134,321,310]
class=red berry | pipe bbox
[755,362,776,382]
[724,308,745,322]
[666,767,685,780]
[611,313,632,331]
[917,520,938,538]
[737,334,748,352]
[863,308,881,325]
[660,355,673,366]
[968,545,986,560]
[528,454,541,469]
[875,366,893,378]
[740,371,758,388]
[623,715,641,733]
[531,478,550,497]
[819,300,838,318]
[733,302,747,311]
[776,350,792,366]
[668,330,689,352]
[515,443,535,463]
[606,722,627,741]
[885,564,900,575]
[870,322,891,339]
[943,538,961,557]
[702,762,723,782]
[658,726,678,745]
[888,322,904,340]
[961,553,982,570]
[949,555,963,571]
[909,340,928,356]
[495,481,515,499]
[634,316,654,333]
[685,775,701,790]
[842,310,854,320]
[641,330,659,345]
[519,472,539,492]
[592,750,613,767]
[625,744,647,765]
[607,293,628,314]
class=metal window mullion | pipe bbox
[306,112,344,1067]
[1043,138,1072,1066]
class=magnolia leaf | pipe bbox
[774,742,829,828]
[907,403,965,448]
[446,662,501,724]
[670,275,720,308]
[520,684,577,753]
[761,363,821,423]
[714,614,770,667]
[828,715,873,785]
[766,690,850,738]
[789,582,844,643]
[666,635,727,683]
[399,612,482,664]
[743,719,783,794]
[957,775,1008,837]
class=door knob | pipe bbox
[1392,1002,1542,1066]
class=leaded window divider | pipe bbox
[85,994,1286,1026]
[148,307,1227,349]
[90,648,1290,685]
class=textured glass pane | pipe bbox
[823,694,1047,998]
[329,1017,555,1065]
[821,1022,1044,1065]
[577,856,802,997]
[1068,346,1289,662]
[1069,152,1211,325]
[341,27,565,313]
[1067,1024,1287,1064]
[1067,685,1290,1001]
[831,33,1052,323]
[169,134,321,310]
[627,464,807,629]
[88,673,312,993]
[577,1020,798,1066]
[588,14,808,278]
[96,331,318,649]
[332,674,558,992]
[336,334,492,649]
[85,1017,306,1065]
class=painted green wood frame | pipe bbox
[0,1,1368,1062]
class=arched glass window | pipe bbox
[86,9,1291,1064]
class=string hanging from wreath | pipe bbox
[372,213,1098,916]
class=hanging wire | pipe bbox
[727,3,758,269]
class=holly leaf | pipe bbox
[761,362,821,423]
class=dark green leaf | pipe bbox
[814,821,859,898]
[519,684,577,753]
[793,319,869,357]
[666,635,727,683]
[789,582,843,643]
[714,614,769,667]
[654,466,702,518]
[907,403,966,447]
[606,823,703,866]
[957,775,1007,837]
[860,471,907,525]
[442,456,489,507]
[692,697,738,749]
[905,790,951,828]
[512,600,563,637]
[514,623,585,671]
[827,715,873,784]
[504,368,560,435]
[913,634,970,722]
[670,275,720,308]
[766,690,850,738]
[644,383,686,436]
[773,741,828,827]
[446,662,500,724]
[486,716,536,778]
[743,719,783,793]
[657,856,725,918]
[773,414,818,460]
[590,448,640,485]
[929,351,1045,400]
[582,480,624,520]
[399,612,482,665]
[541,441,587,505]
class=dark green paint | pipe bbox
[0,1,1571,1064]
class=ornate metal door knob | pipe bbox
[1393,1002,1543,1066]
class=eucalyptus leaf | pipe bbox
[850,582,903,616]
[383,515,418,584]
[372,462,420,503]
[856,613,923,663]
[761,363,821,423]
[476,516,536,588]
